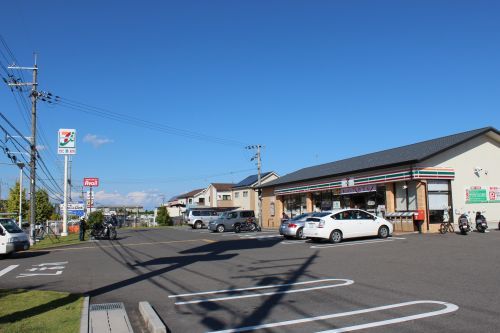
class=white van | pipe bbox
[0,218,30,258]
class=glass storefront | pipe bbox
[284,194,307,218]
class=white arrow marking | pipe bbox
[17,271,63,278]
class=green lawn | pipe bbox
[0,289,83,333]
[31,232,89,250]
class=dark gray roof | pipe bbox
[233,172,273,189]
[263,127,499,188]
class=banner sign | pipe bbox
[339,184,377,195]
[83,178,99,187]
[58,129,76,155]
[465,186,500,204]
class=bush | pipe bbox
[156,207,172,226]
[86,211,104,229]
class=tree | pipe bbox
[87,211,104,229]
[5,181,28,221]
[35,189,54,223]
[156,206,172,226]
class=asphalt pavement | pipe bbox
[1,226,499,333]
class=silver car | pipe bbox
[208,210,255,233]
[279,212,332,239]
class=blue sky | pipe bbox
[0,1,499,208]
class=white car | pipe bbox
[303,209,393,243]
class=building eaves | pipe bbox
[263,126,499,188]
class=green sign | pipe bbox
[466,186,500,204]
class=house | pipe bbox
[206,183,235,207]
[232,172,279,213]
[166,188,204,217]
[260,127,500,233]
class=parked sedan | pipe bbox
[279,212,331,239]
[303,209,393,243]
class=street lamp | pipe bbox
[16,162,25,227]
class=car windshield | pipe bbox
[290,213,310,221]
[0,219,23,234]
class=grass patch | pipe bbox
[0,289,83,333]
[31,232,89,250]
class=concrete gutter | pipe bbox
[139,301,166,333]
[80,296,89,333]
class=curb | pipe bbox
[139,301,166,333]
[80,296,89,333]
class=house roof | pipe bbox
[176,188,205,199]
[211,183,235,192]
[233,172,274,189]
[263,126,499,188]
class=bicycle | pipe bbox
[439,220,455,234]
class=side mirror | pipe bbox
[0,228,4,236]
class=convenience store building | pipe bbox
[261,127,500,233]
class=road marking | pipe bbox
[30,239,209,252]
[311,239,394,249]
[18,271,63,278]
[17,261,68,278]
[172,278,354,305]
[206,300,459,333]
[281,240,308,245]
[0,265,19,277]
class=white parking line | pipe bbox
[311,239,394,249]
[0,265,19,277]
[281,240,308,245]
[172,278,354,305]
[206,300,459,333]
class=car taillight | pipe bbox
[288,223,297,228]
[318,221,325,228]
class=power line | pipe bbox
[40,94,249,148]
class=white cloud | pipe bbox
[83,134,113,148]
[94,190,162,209]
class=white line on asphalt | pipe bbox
[0,265,19,277]
[173,278,354,305]
[206,300,459,333]
[281,240,308,244]
[310,239,394,249]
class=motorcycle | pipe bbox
[475,213,488,233]
[234,218,261,233]
[90,221,117,240]
[458,213,471,235]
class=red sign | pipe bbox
[83,178,99,187]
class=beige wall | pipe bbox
[417,134,500,223]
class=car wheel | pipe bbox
[195,221,202,229]
[216,224,225,233]
[234,224,241,233]
[378,226,389,239]
[330,230,343,244]
[296,228,305,239]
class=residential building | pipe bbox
[232,172,279,212]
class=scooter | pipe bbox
[234,218,261,233]
[458,213,471,235]
[475,213,488,233]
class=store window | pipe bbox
[284,194,307,217]
[428,180,451,224]
[395,181,418,211]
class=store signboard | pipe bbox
[465,186,500,204]
[57,129,76,155]
[84,178,99,187]
[60,202,85,217]
[340,184,377,195]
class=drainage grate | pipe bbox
[90,302,124,312]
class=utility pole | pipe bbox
[246,145,263,228]
[8,55,38,243]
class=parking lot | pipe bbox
[1,226,499,332]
